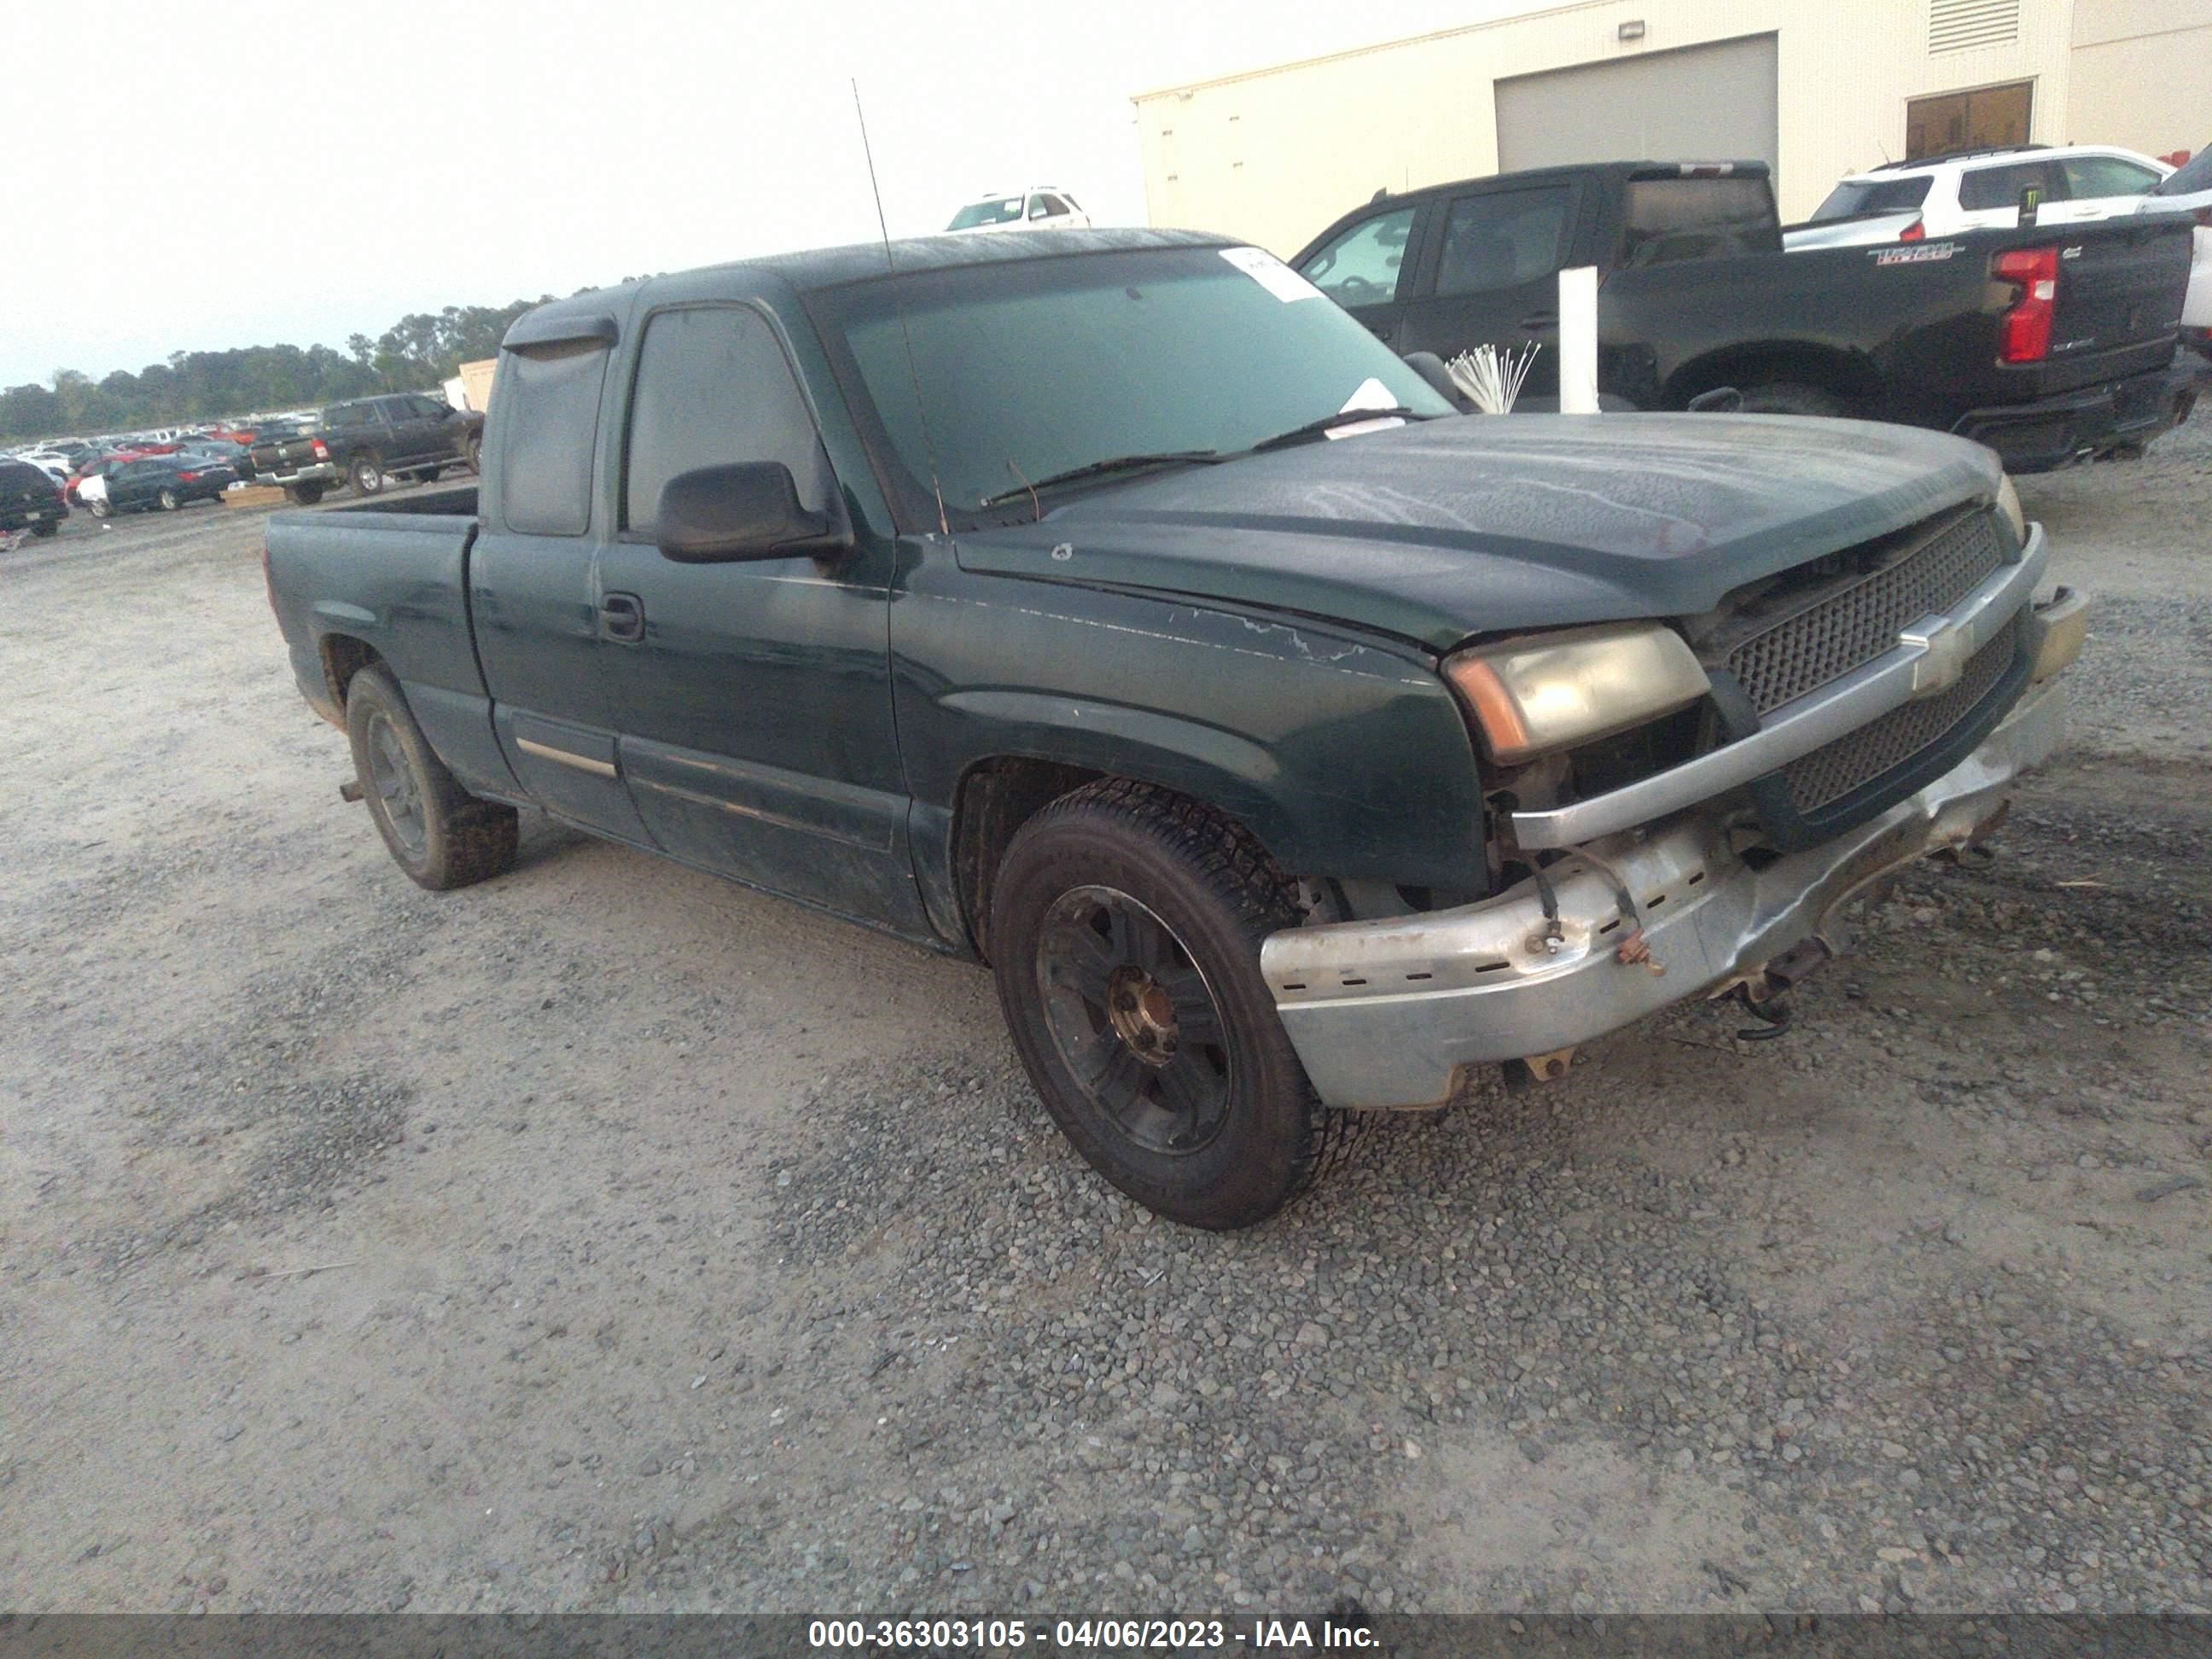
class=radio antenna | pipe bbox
[852,79,950,537]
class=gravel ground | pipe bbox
[2,416,2209,1618]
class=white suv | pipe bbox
[1785,144,2171,249]
[945,188,1091,236]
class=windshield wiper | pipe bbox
[1246,406,1434,453]
[979,450,1221,509]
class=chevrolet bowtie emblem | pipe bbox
[1900,614,1970,698]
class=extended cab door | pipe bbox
[469,320,657,843]
[592,300,926,933]
[1294,202,1423,343]
[1391,180,1580,399]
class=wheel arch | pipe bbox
[1662,341,1883,412]
[946,753,1295,964]
[318,632,387,712]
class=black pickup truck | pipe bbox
[251,392,484,504]
[1294,161,2196,471]
[265,229,2087,1229]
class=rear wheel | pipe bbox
[464,434,482,474]
[87,498,109,518]
[343,667,518,891]
[157,488,179,512]
[988,778,1367,1230]
[1734,381,1848,417]
[286,482,326,506]
[349,455,385,496]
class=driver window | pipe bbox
[1297,207,1416,306]
[622,305,832,535]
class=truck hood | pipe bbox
[953,413,2001,652]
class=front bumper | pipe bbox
[1262,675,2069,1110]
[1952,364,2196,472]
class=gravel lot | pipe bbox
[3,415,2209,1619]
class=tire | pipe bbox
[1733,381,1848,417]
[343,667,519,891]
[287,482,326,507]
[988,778,1367,1230]
[32,521,58,538]
[348,455,386,496]
[464,434,482,474]
[157,488,179,512]
[87,498,108,518]
[417,464,440,485]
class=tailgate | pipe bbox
[253,437,319,474]
[2034,218,2192,393]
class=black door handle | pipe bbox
[600,591,644,643]
[1518,311,1558,329]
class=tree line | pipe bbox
[0,299,556,442]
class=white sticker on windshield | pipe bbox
[1220,246,1324,303]
[1325,375,1407,439]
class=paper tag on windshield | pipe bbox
[1220,246,1324,303]
[1326,376,1406,438]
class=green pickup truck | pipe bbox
[264,228,2087,1229]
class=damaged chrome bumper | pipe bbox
[1262,675,2069,1110]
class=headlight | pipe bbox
[1444,622,1711,765]
[1994,474,2026,546]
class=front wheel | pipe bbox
[348,455,385,496]
[988,779,1367,1230]
[344,667,519,890]
[464,434,482,474]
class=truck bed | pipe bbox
[263,489,519,800]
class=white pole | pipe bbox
[1557,265,1599,414]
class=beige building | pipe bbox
[1133,0,2211,259]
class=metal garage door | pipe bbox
[1495,34,1779,177]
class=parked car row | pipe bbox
[3,392,480,529]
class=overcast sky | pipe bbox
[2,0,1542,391]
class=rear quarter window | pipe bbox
[498,341,611,537]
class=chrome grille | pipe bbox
[1782,616,2019,815]
[1726,510,2006,715]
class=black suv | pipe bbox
[0,460,67,538]
[249,393,486,504]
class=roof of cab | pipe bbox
[502,228,1236,351]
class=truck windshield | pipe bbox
[1807,176,1932,223]
[817,245,1455,524]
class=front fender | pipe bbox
[894,558,1488,901]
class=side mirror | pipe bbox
[1402,350,1471,412]
[655,463,852,563]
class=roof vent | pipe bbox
[1930,0,2020,53]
